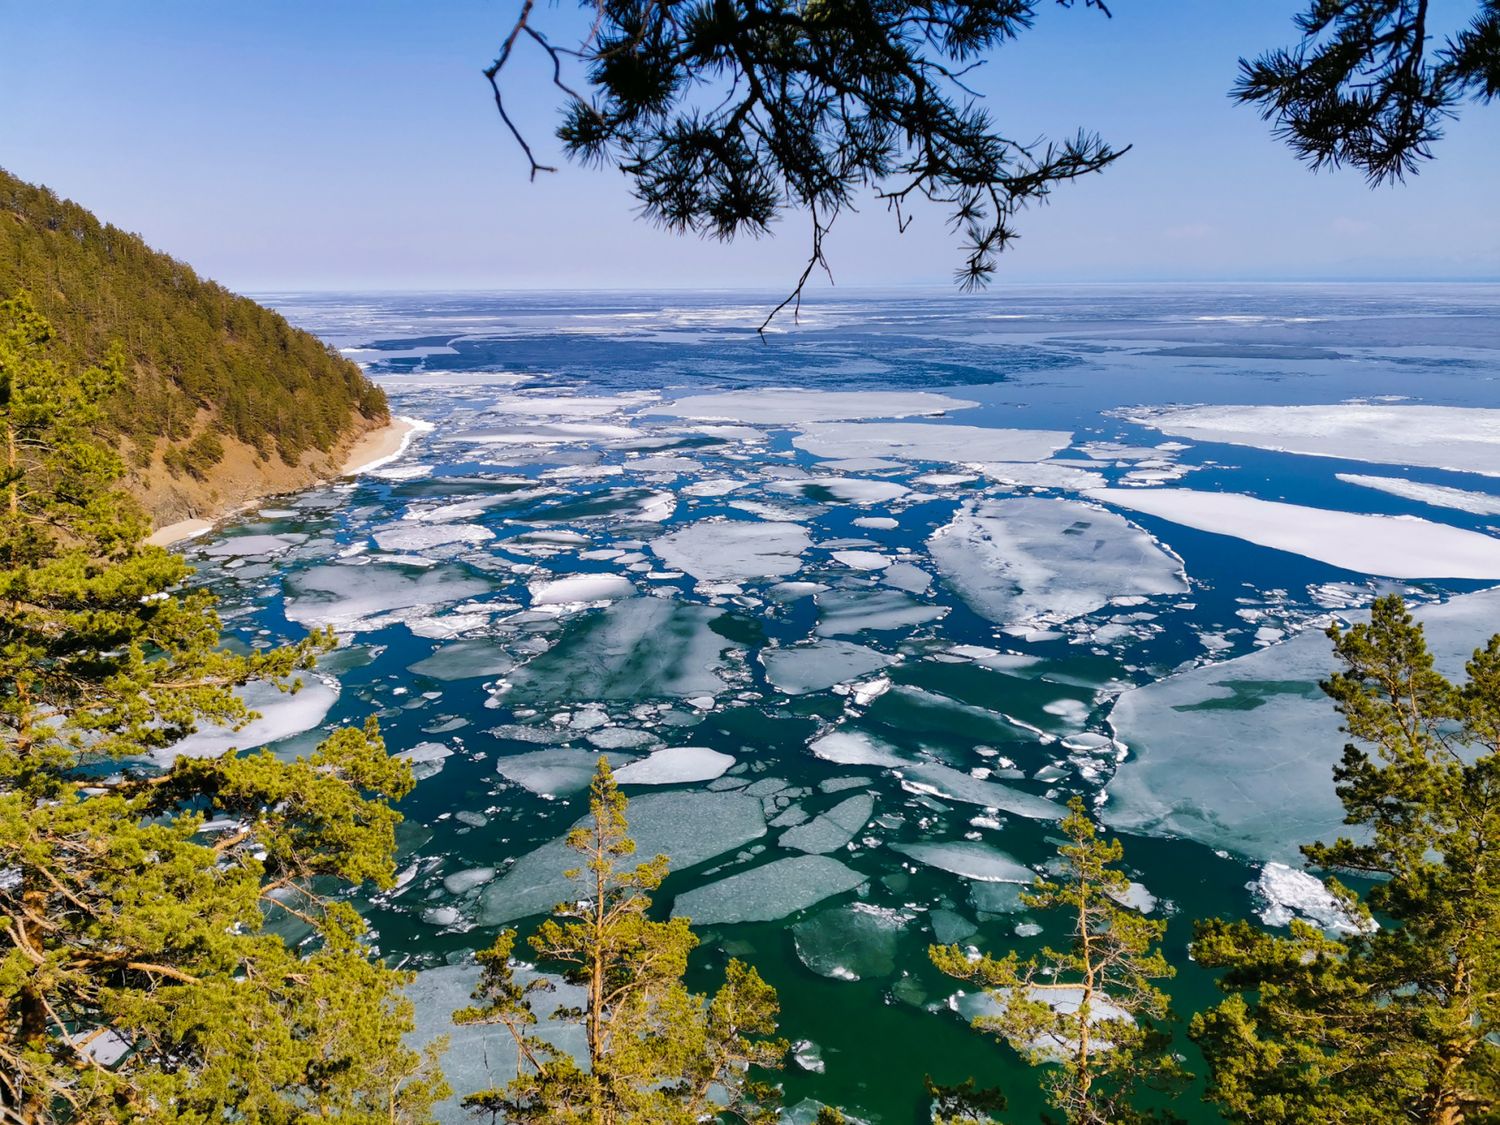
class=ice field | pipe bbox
[183,285,1500,1122]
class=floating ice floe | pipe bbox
[815,588,947,635]
[372,522,494,551]
[779,793,876,853]
[528,573,635,606]
[1125,403,1500,477]
[403,963,586,1123]
[502,598,740,702]
[808,729,906,767]
[791,903,906,980]
[1254,863,1373,935]
[161,677,339,761]
[978,462,1108,491]
[409,638,517,681]
[651,520,811,582]
[284,564,494,633]
[1103,586,1500,861]
[898,762,1065,821]
[892,841,1034,883]
[1336,473,1500,516]
[952,986,1132,1057]
[929,498,1187,626]
[479,790,768,923]
[647,389,978,424]
[792,421,1070,465]
[496,749,637,796]
[770,477,909,505]
[442,867,497,895]
[613,746,735,785]
[1089,488,1500,579]
[672,855,866,924]
[762,641,896,695]
[394,741,453,781]
[199,533,308,558]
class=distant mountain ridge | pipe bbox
[0,167,389,524]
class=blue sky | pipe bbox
[1,0,1495,291]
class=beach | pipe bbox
[340,415,420,475]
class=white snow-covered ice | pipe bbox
[1090,487,1500,579]
[929,498,1187,625]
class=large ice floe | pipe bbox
[651,519,811,582]
[479,790,767,923]
[161,678,339,762]
[792,422,1070,465]
[671,855,866,924]
[1104,586,1500,862]
[1126,403,1500,477]
[613,745,735,785]
[502,598,740,701]
[1336,473,1500,516]
[403,963,586,1124]
[646,389,977,424]
[762,641,896,695]
[1090,488,1500,579]
[928,497,1187,625]
[1253,862,1373,935]
[791,903,906,980]
[891,841,1034,883]
[283,563,493,633]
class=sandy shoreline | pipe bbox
[145,417,423,547]
[340,415,422,475]
[146,518,216,547]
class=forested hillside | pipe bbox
[0,167,388,522]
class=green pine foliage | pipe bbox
[931,797,1186,1125]
[455,757,787,1124]
[0,294,442,1122]
[0,167,387,472]
[1192,595,1500,1124]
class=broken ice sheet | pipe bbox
[613,745,735,785]
[1126,403,1500,477]
[646,389,978,424]
[891,841,1034,883]
[1090,487,1500,579]
[1253,863,1373,935]
[897,762,1065,822]
[814,588,947,636]
[672,855,866,924]
[1103,587,1500,862]
[501,598,741,702]
[779,793,876,853]
[761,640,896,695]
[408,638,517,681]
[792,421,1071,465]
[651,519,811,582]
[929,497,1186,626]
[496,748,637,796]
[283,563,494,633]
[1335,473,1500,516]
[161,677,339,762]
[479,790,767,923]
[791,903,907,980]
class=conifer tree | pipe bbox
[1192,595,1500,1124]
[0,293,443,1122]
[456,757,786,1124]
[931,797,1185,1125]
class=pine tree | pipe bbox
[1192,595,1500,1124]
[456,757,786,1124]
[0,293,444,1121]
[931,797,1185,1125]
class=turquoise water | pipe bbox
[183,284,1500,1122]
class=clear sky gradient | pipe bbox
[2,0,1495,291]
